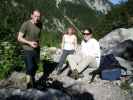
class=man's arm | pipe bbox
[17,32,38,48]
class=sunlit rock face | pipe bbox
[56,0,111,14]
[99,28,133,55]
[80,0,111,14]
[53,0,112,32]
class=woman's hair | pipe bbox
[87,28,92,34]
[66,27,76,34]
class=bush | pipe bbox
[41,32,61,47]
[0,41,24,79]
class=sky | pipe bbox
[111,0,127,4]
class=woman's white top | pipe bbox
[63,34,77,50]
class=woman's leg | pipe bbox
[57,50,74,73]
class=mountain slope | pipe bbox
[56,0,112,14]
[0,0,112,43]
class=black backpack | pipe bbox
[100,54,121,70]
[100,54,124,80]
[89,54,127,82]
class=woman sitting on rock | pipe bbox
[56,27,77,74]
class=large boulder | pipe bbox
[100,39,133,74]
[0,72,28,89]
[99,28,133,71]
[99,28,133,54]
[99,28,133,88]
[102,40,133,61]
[40,46,62,62]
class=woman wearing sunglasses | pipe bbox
[67,28,101,79]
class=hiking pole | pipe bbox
[56,6,82,37]
[63,15,82,37]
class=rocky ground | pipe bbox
[0,70,132,100]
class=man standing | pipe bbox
[17,10,42,87]
[67,28,101,79]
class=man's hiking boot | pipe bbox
[27,76,36,89]
[26,75,30,84]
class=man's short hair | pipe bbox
[31,9,40,14]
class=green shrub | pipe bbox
[41,32,61,47]
[0,41,24,79]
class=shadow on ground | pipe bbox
[30,60,95,100]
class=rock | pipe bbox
[0,72,44,89]
[99,28,133,95]
[105,40,133,61]
[50,74,131,100]
[0,73,132,100]
[51,49,62,62]
[0,88,70,100]
[99,28,133,54]
[40,46,62,62]
[40,45,81,63]
[0,70,132,100]
[115,57,133,74]
[0,72,27,89]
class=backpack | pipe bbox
[100,54,126,80]
[89,54,127,83]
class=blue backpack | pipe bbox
[100,54,126,80]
